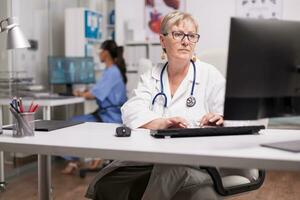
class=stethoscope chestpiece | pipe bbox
[152,60,197,108]
[186,96,196,107]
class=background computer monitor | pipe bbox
[224,18,300,120]
[48,56,95,95]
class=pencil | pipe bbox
[19,98,24,113]
[28,101,34,112]
[32,104,39,113]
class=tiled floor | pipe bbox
[1,160,300,200]
[0,159,94,200]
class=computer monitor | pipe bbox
[224,18,300,120]
[48,56,95,95]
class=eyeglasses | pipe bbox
[163,31,200,43]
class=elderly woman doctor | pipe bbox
[86,11,225,200]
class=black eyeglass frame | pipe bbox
[163,31,200,43]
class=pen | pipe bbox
[32,104,39,113]
[9,107,32,134]
[12,97,18,112]
[10,103,19,113]
[28,101,34,112]
[19,98,24,113]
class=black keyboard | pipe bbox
[150,125,265,138]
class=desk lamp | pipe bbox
[0,17,30,49]
[0,16,30,191]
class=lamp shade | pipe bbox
[0,17,30,49]
[7,25,30,49]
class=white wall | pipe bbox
[282,0,300,20]
[0,0,11,73]
[115,0,236,51]
[12,0,49,86]
[116,0,300,74]
[187,0,235,53]
[8,0,81,87]
[115,0,144,45]
[49,0,80,57]
[115,0,300,50]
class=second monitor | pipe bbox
[48,56,95,95]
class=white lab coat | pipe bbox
[86,60,226,200]
[122,59,225,128]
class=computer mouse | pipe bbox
[115,126,131,137]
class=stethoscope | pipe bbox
[152,60,196,108]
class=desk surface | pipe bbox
[1,123,300,171]
[0,96,85,107]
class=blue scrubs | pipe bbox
[65,65,127,161]
[72,64,127,123]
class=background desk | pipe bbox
[1,122,300,199]
[0,96,85,196]
[0,96,85,120]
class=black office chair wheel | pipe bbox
[0,181,6,192]
[79,169,86,178]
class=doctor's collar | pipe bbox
[151,61,200,84]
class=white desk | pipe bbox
[1,122,300,199]
[0,96,85,198]
[0,97,85,120]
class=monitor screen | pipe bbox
[224,18,300,120]
[48,57,95,84]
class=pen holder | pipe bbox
[11,112,35,137]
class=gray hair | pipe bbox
[160,11,198,34]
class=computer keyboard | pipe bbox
[150,125,265,138]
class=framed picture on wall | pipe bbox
[236,0,282,19]
[145,0,186,42]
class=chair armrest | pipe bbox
[201,167,265,196]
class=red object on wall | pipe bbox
[149,19,161,33]
[146,0,155,7]
[148,10,163,33]
[163,0,180,9]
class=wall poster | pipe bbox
[145,0,186,41]
[236,0,283,19]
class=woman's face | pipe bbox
[160,19,197,62]
[99,49,108,63]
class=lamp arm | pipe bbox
[0,18,17,33]
[0,18,8,33]
[0,21,3,33]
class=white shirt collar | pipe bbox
[152,60,200,84]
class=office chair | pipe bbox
[198,48,228,77]
[203,167,265,196]
[198,50,266,195]
[79,160,112,178]
[127,58,153,98]
[169,167,265,199]
[137,58,153,77]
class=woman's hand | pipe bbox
[73,90,82,97]
[141,117,188,130]
[199,113,224,127]
[73,90,95,99]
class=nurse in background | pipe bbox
[62,40,128,174]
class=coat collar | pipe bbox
[152,60,200,84]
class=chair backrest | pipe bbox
[138,58,153,77]
[126,58,153,98]
[202,167,265,196]
[198,48,228,77]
